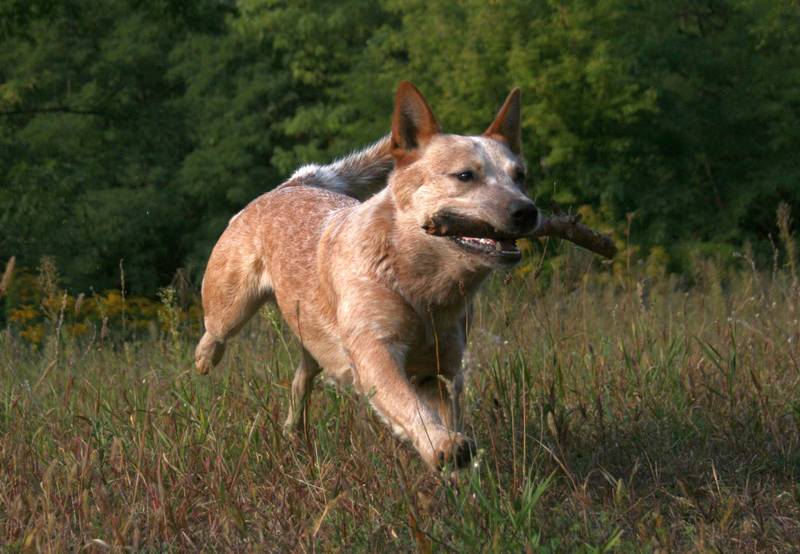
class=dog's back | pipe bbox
[194,137,393,375]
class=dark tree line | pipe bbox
[1,0,798,294]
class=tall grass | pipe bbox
[1,246,799,551]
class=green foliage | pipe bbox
[1,0,798,294]
[0,0,214,292]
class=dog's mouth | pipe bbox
[422,211,522,264]
[448,236,520,260]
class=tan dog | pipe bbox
[195,82,539,469]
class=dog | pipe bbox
[195,82,539,469]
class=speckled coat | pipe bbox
[195,82,539,469]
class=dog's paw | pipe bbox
[434,434,476,470]
[194,356,211,375]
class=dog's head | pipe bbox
[388,82,539,267]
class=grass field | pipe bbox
[2,249,800,552]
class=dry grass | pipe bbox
[1,250,800,552]
[0,256,15,298]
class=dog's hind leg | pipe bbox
[284,347,321,432]
[195,331,227,374]
[195,256,273,375]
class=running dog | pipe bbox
[195,82,539,469]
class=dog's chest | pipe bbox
[403,310,466,379]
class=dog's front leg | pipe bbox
[415,372,464,433]
[346,334,474,469]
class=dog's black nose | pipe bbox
[509,200,539,233]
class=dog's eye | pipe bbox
[455,170,474,182]
[514,168,526,184]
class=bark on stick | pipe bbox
[531,214,617,259]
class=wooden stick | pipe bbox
[421,210,617,259]
[531,214,617,259]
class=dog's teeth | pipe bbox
[495,241,502,251]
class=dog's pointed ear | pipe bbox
[391,81,441,159]
[484,88,522,155]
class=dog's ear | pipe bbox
[484,88,522,155]
[391,81,441,161]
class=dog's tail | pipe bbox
[287,135,394,200]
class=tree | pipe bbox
[0,0,229,292]
[1,0,797,296]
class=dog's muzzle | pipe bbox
[421,209,535,265]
